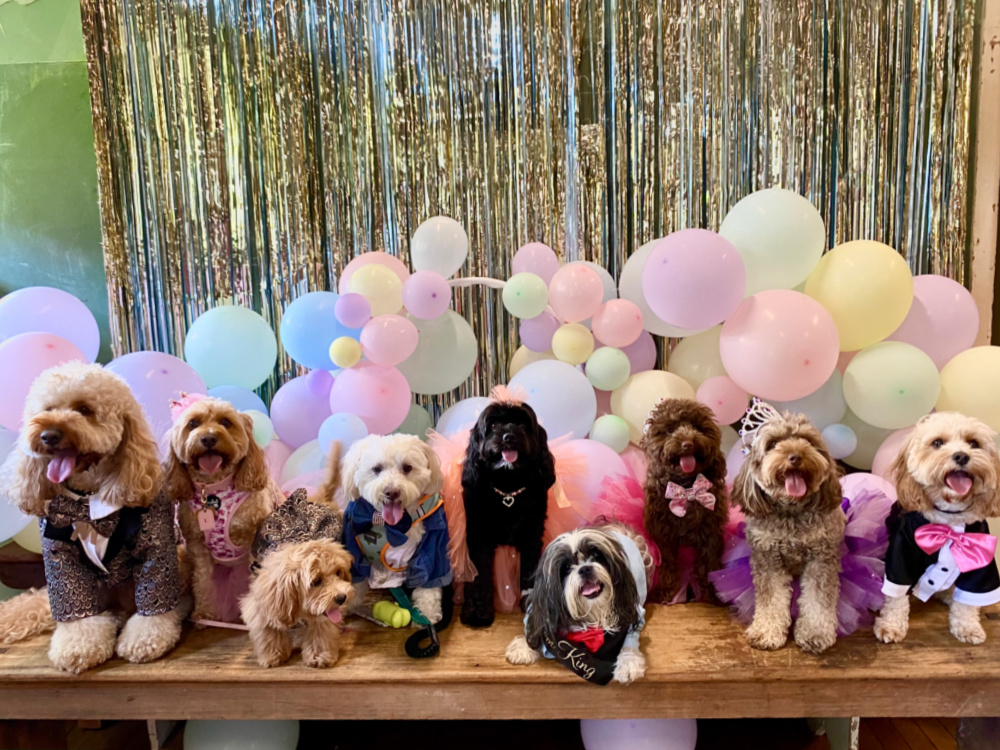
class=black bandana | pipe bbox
[543,628,630,685]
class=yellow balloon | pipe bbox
[937,346,1000,431]
[804,240,913,351]
[348,264,403,316]
[666,326,726,389]
[509,346,554,377]
[329,336,362,368]
[841,407,893,471]
[12,523,42,554]
[551,323,595,366]
[611,370,696,444]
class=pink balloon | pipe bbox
[519,312,560,352]
[594,388,613,418]
[871,427,915,480]
[264,439,294,483]
[0,333,88,430]
[548,264,604,324]
[592,299,644,348]
[329,361,411,435]
[338,252,410,293]
[0,287,101,362]
[620,330,657,373]
[512,242,560,284]
[270,376,332,449]
[841,472,897,502]
[642,229,746,329]
[887,275,979,369]
[105,350,206,440]
[360,314,419,366]
[696,376,749,425]
[563,439,627,509]
[620,443,647,483]
[401,271,451,320]
[725,441,747,486]
[720,290,840,401]
[334,293,371,328]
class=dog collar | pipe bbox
[493,486,526,508]
[61,483,97,498]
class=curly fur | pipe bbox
[641,398,728,603]
[732,411,844,654]
[164,397,279,623]
[460,401,556,627]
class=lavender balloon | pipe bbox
[401,271,451,320]
[208,385,268,415]
[106,351,207,439]
[334,293,372,329]
[519,312,560,352]
[270,376,332,449]
[0,287,101,362]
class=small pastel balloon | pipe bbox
[0,287,101,362]
[410,216,469,278]
[720,290,839,401]
[552,323,595,366]
[841,408,893,471]
[394,403,434,440]
[886,274,980,369]
[567,261,617,304]
[696,376,748,425]
[548,264,605,324]
[619,242,704,337]
[620,330,657,374]
[318,412,369,454]
[280,291,360,370]
[719,188,826,296]
[349,264,404,317]
[805,240,914,351]
[720,424,739,455]
[666,326,726,389]
[105,350,206,439]
[591,299,644,348]
[360,314,419,366]
[585,347,630,391]
[843,342,939,429]
[245,409,274,447]
[937,346,1000,431]
[264,439,293,483]
[822,423,858,460]
[304,369,334,397]
[519,312,560,352]
[772,370,847,430]
[338,251,409,293]
[0,333,88,429]
[12,523,42,554]
[208,385,268,416]
[334,293,371,328]
[590,415,631,453]
[872,426,915,480]
[280,440,324,485]
[397,311,478,394]
[436,396,492,435]
[329,361,411,434]
[401,271,451,320]
[512,242,560,284]
[509,359,597,440]
[643,229,746,329]
[726,441,747,486]
[611,371,696,444]
[329,336,362,369]
[509,345,554,377]
[580,718,697,750]
[270,376,332,449]
[184,305,277,390]
[502,273,550,319]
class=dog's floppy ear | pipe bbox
[0,445,56,517]
[523,403,556,487]
[341,435,373,501]
[461,407,491,488]
[419,441,444,495]
[891,432,928,513]
[979,434,1000,518]
[234,413,270,494]
[101,402,163,508]
[247,548,304,630]
[163,422,195,502]
[599,532,639,631]
[525,539,573,651]
[731,455,770,517]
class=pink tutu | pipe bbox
[592,473,662,590]
[208,557,251,624]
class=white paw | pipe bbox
[116,610,182,663]
[951,621,986,645]
[612,648,647,684]
[873,615,908,644]
[794,621,837,654]
[49,615,117,674]
[505,636,541,666]
[411,587,442,625]
[746,622,787,651]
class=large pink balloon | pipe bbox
[720,290,840,401]
[871,427,915,480]
[563,439,627,509]
[338,252,409,293]
[696,376,749,425]
[592,299,644,348]
[270,376,332,449]
[264,439,294,483]
[887,275,979,369]
[329,361,411,435]
[512,242,560,284]
[547,264,604,323]
[105,350,207,439]
[360,314,419,366]
[642,229,746,329]
[0,287,101,362]
[0,333,88,429]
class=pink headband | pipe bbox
[169,392,209,422]
[491,384,528,406]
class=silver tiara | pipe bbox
[738,398,781,455]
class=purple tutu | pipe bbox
[708,487,894,637]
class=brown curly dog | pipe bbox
[642,398,727,604]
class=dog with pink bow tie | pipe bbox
[641,398,728,604]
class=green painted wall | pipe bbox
[0,0,110,362]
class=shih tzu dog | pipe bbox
[732,404,845,654]
[505,522,652,685]
[460,391,556,627]
[875,412,1000,645]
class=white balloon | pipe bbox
[280,439,324,485]
[581,719,697,750]
[772,369,847,430]
[184,720,300,750]
[510,360,597,440]
[410,216,469,278]
[619,242,708,338]
[0,429,31,543]
[398,310,478,394]
[436,397,491,435]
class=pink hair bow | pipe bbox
[665,474,716,517]
[914,524,997,573]
[169,392,208,422]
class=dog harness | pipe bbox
[186,479,252,563]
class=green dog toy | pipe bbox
[372,600,411,629]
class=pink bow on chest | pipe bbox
[665,474,716,517]
[914,524,997,573]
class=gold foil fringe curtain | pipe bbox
[81,0,978,403]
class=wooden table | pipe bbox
[0,600,995,721]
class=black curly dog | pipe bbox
[460,400,556,627]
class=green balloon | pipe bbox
[245,409,274,447]
[394,403,433,441]
[590,414,630,453]
[502,273,549,319]
[586,347,631,391]
[843,342,940,429]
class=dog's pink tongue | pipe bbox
[581,581,601,597]
[46,452,77,484]
[502,449,518,464]
[197,453,223,475]
[785,472,807,498]
[325,608,343,624]
[680,455,696,474]
[946,472,974,496]
[382,501,403,526]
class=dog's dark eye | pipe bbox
[492,424,502,433]
[402,464,412,474]
[74,404,93,417]
[219,417,232,429]
[311,577,323,587]
[372,464,383,475]
[932,438,944,449]
[187,419,200,430]
[969,439,981,450]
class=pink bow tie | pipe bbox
[665,474,716,517]
[914,524,998,573]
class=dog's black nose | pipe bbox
[200,434,218,448]
[578,564,595,579]
[384,488,401,502]
[502,432,515,444]
[681,441,694,453]
[953,452,970,467]
[334,594,347,605]
[788,454,802,466]
[41,430,63,447]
